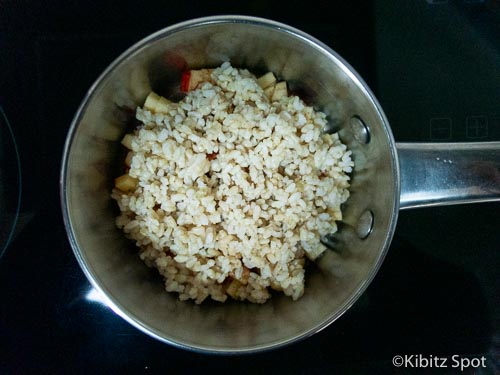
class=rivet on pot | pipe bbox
[350,116,370,144]
[356,210,374,239]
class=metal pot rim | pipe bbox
[60,15,400,353]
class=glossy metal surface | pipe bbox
[61,16,399,353]
[398,142,500,209]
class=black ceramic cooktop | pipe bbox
[1,1,499,373]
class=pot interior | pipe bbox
[62,16,399,352]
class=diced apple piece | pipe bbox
[114,174,138,193]
[190,69,213,90]
[304,243,326,261]
[121,134,134,150]
[272,81,287,101]
[226,279,242,299]
[264,85,275,100]
[270,281,283,291]
[180,71,191,92]
[144,91,171,114]
[329,208,342,221]
[257,72,277,89]
[181,69,213,92]
[124,151,134,167]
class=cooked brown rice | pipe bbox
[111,62,353,304]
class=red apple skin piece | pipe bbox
[207,152,218,161]
[180,69,214,92]
[180,71,191,92]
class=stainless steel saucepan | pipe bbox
[60,16,500,353]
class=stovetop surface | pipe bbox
[1,1,499,373]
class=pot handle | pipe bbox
[397,142,500,210]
